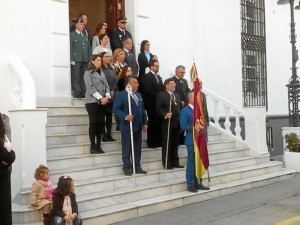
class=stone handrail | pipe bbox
[202,88,244,140]
[8,55,36,109]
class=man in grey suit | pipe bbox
[123,37,139,76]
[173,65,190,107]
[70,18,91,98]
[173,65,191,145]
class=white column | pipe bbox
[9,109,47,202]
[244,107,269,156]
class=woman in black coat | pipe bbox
[0,113,16,225]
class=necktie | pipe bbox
[132,93,139,106]
[80,32,83,37]
[171,93,177,105]
[154,74,159,83]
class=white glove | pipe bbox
[105,93,111,99]
[4,135,11,152]
[71,61,75,66]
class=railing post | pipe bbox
[234,110,242,140]
[212,98,220,128]
[224,104,231,132]
[244,107,269,156]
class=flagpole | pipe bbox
[165,95,172,169]
[126,84,136,188]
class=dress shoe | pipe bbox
[90,146,101,154]
[136,168,147,174]
[73,94,81,99]
[97,146,105,154]
[173,165,184,168]
[196,183,210,190]
[148,144,157,148]
[107,135,116,141]
[102,136,109,142]
[166,165,174,170]
[187,186,198,193]
[123,168,132,176]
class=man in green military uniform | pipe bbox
[70,18,91,98]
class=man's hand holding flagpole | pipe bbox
[125,84,137,188]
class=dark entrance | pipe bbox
[69,0,125,33]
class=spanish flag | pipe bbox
[190,63,209,180]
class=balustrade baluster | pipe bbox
[212,98,220,127]
[234,110,242,140]
[224,105,231,132]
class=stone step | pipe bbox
[18,154,269,205]
[79,167,294,225]
[46,123,89,135]
[46,131,147,146]
[47,114,89,125]
[47,106,87,115]
[46,136,247,159]
[46,131,222,154]
[12,162,290,224]
[46,140,237,170]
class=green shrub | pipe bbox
[285,133,300,152]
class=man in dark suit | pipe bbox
[123,37,139,76]
[173,65,190,107]
[180,91,210,192]
[173,65,190,144]
[110,17,133,52]
[156,78,183,169]
[140,60,164,148]
[113,75,148,176]
[70,18,91,98]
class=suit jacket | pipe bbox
[124,50,139,76]
[113,90,147,132]
[156,91,181,129]
[138,52,154,77]
[70,31,91,62]
[140,71,164,112]
[84,69,110,104]
[173,76,190,105]
[110,28,133,51]
[180,105,194,146]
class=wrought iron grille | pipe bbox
[241,0,268,108]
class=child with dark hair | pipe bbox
[50,176,82,225]
[30,165,54,225]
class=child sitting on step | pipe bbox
[30,164,54,225]
[50,176,82,225]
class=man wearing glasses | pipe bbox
[110,17,133,51]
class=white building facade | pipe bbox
[0,0,299,207]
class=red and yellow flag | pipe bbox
[190,63,209,180]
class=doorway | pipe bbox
[69,0,125,33]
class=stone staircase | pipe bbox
[12,100,295,225]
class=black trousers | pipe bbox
[146,110,162,147]
[71,62,87,97]
[161,125,180,167]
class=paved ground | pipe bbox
[114,173,300,225]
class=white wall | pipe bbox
[0,0,71,114]
[126,0,243,109]
[1,0,295,115]
[266,1,300,115]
